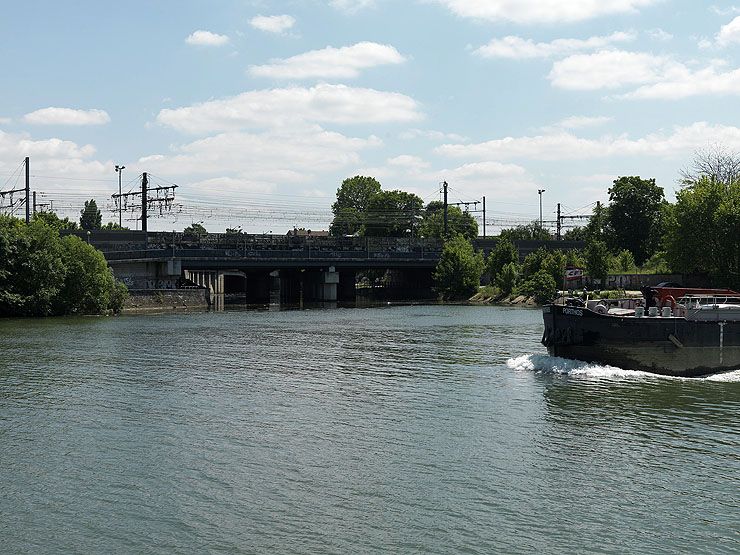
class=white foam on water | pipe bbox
[506,354,740,382]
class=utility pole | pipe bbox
[33,191,37,215]
[115,164,125,227]
[112,172,177,233]
[141,172,148,232]
[482,196,486,238]
[538,189,545,230]
[25,157,30,224]
[443,180,448,238]
[556,203,561,240]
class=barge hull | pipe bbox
[542,305,740,377]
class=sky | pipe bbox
[2,0,740,233]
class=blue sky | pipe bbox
[2,0,740,232]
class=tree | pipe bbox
[487,238,518,278]
[56,235,122,314]
[101,222,129,230]
[585,239,612,286]
[665,176,740,288]
[33,211,78,231]
[680,144,740,189]
[79,199,102,230]
[433,235,485,299]
[330,176,382,236]
[584,202,608,242]
[0,215,126,316]
[418,201,478,240]
[612,249,636,273]
[496,261,519,295]
[563,226,587,241]
[605,176,665,265]
[184,223,207,238]
[499,222,551,241]
[363,189,424,237]
[518,270,557,304]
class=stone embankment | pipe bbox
[123,289,209,313]
[468,290,538,306]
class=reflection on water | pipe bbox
[0,306,737,554]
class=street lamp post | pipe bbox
[115,164,125,228]
[538,189,546,230]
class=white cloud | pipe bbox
[549,50,676,90]
[398,128,468,142]
[0,130,110,201]
[23,107,110,126]
[432,0,659,24]
[549,50,740,99]
[555,115,614,129]
[717,15,740,46]
[329,0,376,13]
[249,42,406,79]
[0,117,11,125]
[436,122,740,161]
[621,65,740,99]
[475,32,635,60]
[138,127,381,195]
[647,28,673,41]
[249,15,296,34]
[711,6,740,16]
[156,84,422,134]
[185,30,230,46]
[387,155,430,172]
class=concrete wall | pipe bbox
[124,289,209,312]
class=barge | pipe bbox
[542,287,740,377]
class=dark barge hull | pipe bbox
[542,304,740,377]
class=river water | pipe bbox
[1,305,738,554]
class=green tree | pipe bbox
[584,202,608,242]
[499,222,551,241]
[433,235,485,299]
[79,199,102,230]
[585,239,612,286]
[518,270,557,304]
[612,249,636,273]
[487,238,518,278]
[418,201,478,240]
[665,176,740,287]
[563,226,587,241]
[101,222,129,230]
[363,189,424,237]
[496,261,519,295]
[56,235,121,314]
[541,249,567,287]
[606,176,665,264]
[0,215,127,317]
[184,222,207,238]
[330,176,382,236]
[33,211,78,231]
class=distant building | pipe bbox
[286,227,330,237]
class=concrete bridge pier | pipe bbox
[266,267,340,309]
[184,270,225,309]
[338,270,357,303]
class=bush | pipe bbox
[518,270,557,304]
[433,235,485,300]
[496,262,519,294]
[0,216,128,317]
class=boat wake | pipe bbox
[507,354,740,382]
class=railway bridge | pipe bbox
[69,231,584,307]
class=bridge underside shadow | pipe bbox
[183,266,435,309]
